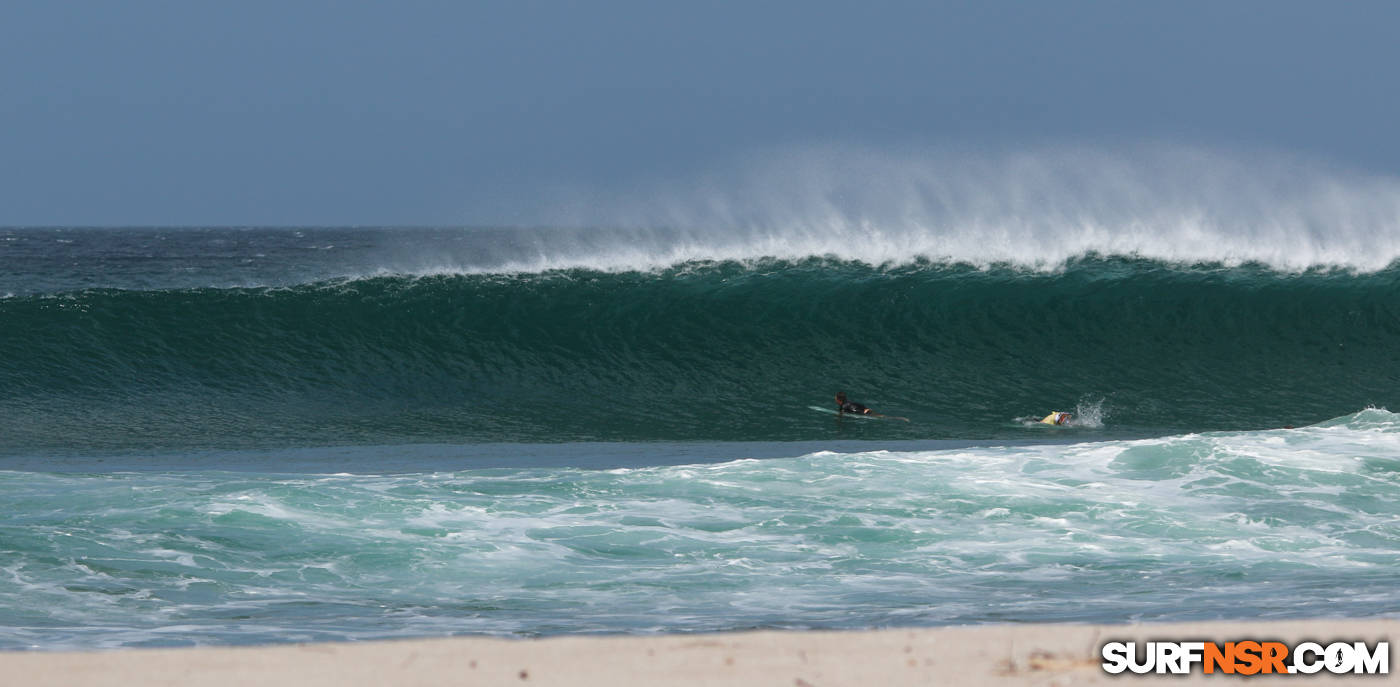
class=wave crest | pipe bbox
[521,144,1400,273]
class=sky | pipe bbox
[1,1,1397,226]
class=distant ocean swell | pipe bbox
[3,257,1399,450]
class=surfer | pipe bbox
[1040,411,1072,426]
[835,392,910,421]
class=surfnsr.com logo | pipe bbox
[1101,640,1389,675]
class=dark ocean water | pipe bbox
[2,226,1399,649]
[4,228,1399,451]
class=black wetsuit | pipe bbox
[838,401,869,415]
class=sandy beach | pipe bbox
[5,618,1393,686]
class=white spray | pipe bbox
[504,143,1400,273]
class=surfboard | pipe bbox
[809,405,879,420]
[809,405,909,422]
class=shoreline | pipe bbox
[6,618,1394,686]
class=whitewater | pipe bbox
[3,412,1399,650]
[2,147,1400,649]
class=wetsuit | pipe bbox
[839,401,870,415]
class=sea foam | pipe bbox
[2,410,1397,650]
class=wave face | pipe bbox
[3,409,1399,649]
[4,244,1400,450]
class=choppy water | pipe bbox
[3,412,1399,649]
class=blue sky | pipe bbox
[2,1,1396,225]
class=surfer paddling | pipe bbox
[834,392,909,422]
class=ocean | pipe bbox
[2,225,1399,650]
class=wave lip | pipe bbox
[8,143,1400,294]
[522,145,1400,274]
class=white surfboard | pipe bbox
[809,405,880,420]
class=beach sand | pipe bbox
[5,619,1394,686]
